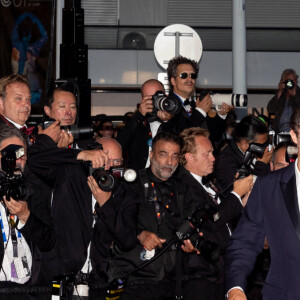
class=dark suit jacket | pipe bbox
[226,163,300,299]
[117,96,226,171]
[0,114,14,126]
[117,110,181,171]
[214,140,270,194]
[108,168,194,282]
[175,166,243,284]
[27,134,138,282]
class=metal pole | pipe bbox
[232,0,247,95]
[56,0,64,79]
[175,32,180,57]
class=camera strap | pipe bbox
[10,227,18,258]
[0,206,21,244]
[0,208,7,243]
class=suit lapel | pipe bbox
[178,166,218,207]
[281,169,300,240]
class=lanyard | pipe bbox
[0,206,21,244]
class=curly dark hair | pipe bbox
[152,131,183,153]
[167,56,199,89]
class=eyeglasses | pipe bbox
[103,126,113,131]
[107,158,123,166]
[178,73,197,80]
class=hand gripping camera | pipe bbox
[237,143,266,179]
[151,91,182,116]
[42,117,93,140]
[91,166,137,192]
[198,91,248,109]
[176,204,223,263]
[0,144,27,201]
[89,143,137,192]
[284,79,295,90]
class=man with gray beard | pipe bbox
[108,131,194,300]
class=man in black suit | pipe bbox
[0,74,31,128]
[166,56,232,143]
[117,79,176,171]
[27,133,138,298]
[214,115,271,195]
[0,125,55,300]
[226,109,300,300]
[0,73,67,147]
[109,131,194,300]
[175,127,253,300]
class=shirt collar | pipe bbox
[172,91,191,103]
[189,171,203,185]
[295,158,300,186]
[4,117,25,129]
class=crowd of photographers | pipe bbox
[0,59,299,300]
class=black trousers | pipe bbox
[119,280,175,300]
[182,278,225,300]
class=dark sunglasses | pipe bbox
[179,72,197,80]
[103,126,113,131]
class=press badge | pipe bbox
[12,256,31,279]
[140,248,155,261]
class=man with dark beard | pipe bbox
[108,131,194,300]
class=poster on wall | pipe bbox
[0,0,54,114]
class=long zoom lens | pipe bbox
[210,94,248,107]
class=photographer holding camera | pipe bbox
[117,79,179,171]
[0,125,55,300]
[166,56,232,144]
[174,127,252,300]
[267,68,300,133]
[0,74,70,149]
[109,131,194,300]
[214,115,272,196]
[27,131,138,298]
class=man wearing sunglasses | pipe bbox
[167,56,231,143]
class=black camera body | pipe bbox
[237,143,266,179]
[0,145,27,201]
[176,205,223,263]
[92,167,126,192]
[284,79,295,90]
[91,166,137,192]
[151,91,182,116]
[88,143,136,192]
[42,117,93,140]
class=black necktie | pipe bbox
[183,99,190,106]
[184,98,196,109]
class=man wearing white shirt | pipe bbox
[0,74,64,147]
[175,127,253,300]
[226,110,300,300]
[0,74,31,129]
[0,125,55,300]
[167,56,232,145]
